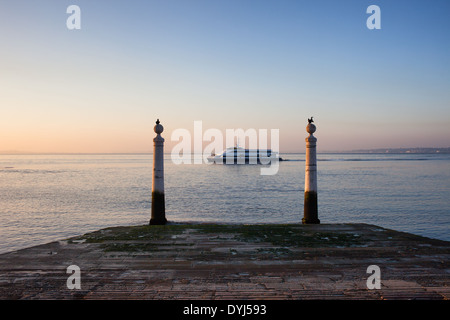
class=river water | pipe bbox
[0,153,449,253]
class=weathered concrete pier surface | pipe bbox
[0,223,448,300]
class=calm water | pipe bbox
[0,153,449,254]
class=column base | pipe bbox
[303,191,320,224]
[149,218,167,225]
[302,217,320,224]
[150,191,166,225]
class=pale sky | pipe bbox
[0,0,449,153]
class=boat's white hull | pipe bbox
[206,147,280,164]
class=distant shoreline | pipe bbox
[340,147,450,154]
[1,148,450,155]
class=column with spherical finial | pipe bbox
[303,117,320,224]
[150,119,167,225]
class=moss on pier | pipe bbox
[192,224,362,248]
[69,223,368,253]
[68,225,185,244]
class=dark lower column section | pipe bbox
[303,191,320,224]
[150,191,167,225]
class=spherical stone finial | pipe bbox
[154,119,164,134]
[306,117,316,134]
[306,123,316,134]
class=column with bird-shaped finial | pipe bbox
[303,117,320,224]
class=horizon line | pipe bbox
[1,146,449,156]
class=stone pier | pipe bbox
[0,223,449,300]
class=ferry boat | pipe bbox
[207,146,281,164]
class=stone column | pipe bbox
[150,119,167,225]
[303,117,320,224]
